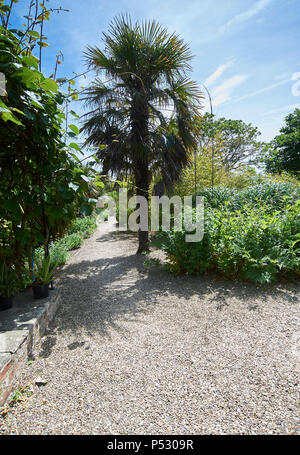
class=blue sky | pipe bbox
[11,0,300,141]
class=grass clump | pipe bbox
[34,213,98,268]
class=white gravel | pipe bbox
[1,219,299,435]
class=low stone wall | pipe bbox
[0,288,61,406]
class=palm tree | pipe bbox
[82,15,202,253]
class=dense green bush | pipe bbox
[67,214,97,238]
[210,203,299,283]
[156,229,211,275]
[155,183,300,284]
[61,233,83,251]
[34,213,98,270]
[196,181,300,212]
[35,242,68,269]
[0,3,97,285]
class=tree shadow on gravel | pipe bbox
[95,230,137,244]
[46,231,300,342]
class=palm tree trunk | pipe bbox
[131,101,150,254]
[135,163,149,254]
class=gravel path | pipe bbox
[1,220,299,435]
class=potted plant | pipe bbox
[32,256,58,300]
[0,262,19,311]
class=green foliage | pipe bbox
[155,182,300,283]
[156,229,211,275]
[196,181,300,212]
[269,171,300,187]
[0,261,21,298]
[9,383,33,405]
[34,213,98,269]
[35,242,68,269]
[33,255,58,286]
[210,203,300,283]
[198,113,264,171]
[67,213,97,238]
[174,133,261,198]
[143,257,161,267]
[0,4,96,284]
[262,108,300,177]
[60,233,83,251]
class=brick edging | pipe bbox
[0,290,61,407]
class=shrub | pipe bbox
[210,203,300,283]
[0,15,97,275]
[196,181,300,212]
[61,233,83,251]
[67,213,97,238]
[32,213,98,277]
[35,242,68,268]
[156,229,211,275]
[155,183,300,284]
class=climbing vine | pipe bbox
[0,0,97,275]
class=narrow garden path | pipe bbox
[1,220,299,435]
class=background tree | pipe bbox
[199,113,263,171]
[82,15,202,253]
[262,108,300,178]
[174,138,259,198]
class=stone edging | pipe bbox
[0,288,61,406]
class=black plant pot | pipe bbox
[0,297,13,311]
[32,284,49,300]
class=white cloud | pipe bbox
[262,104,300,117]
[220,0,273,31]
[204,59,235,87]
[223,78,291,106]
[273,73,289,81]
[210,74,248,107]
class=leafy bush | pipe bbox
[67,214,97,238]
[34,214,98,270]
[35,242,68,268]
[156,229,211,275]
[33,255,59,286]
[0,4,97,277]
[210,203,300,283]
[61,233,83,251]
[196,181,300,212]
[155,183,300,284]
[0,262,22,298]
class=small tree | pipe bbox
[199,113,263,171]
[262,109,300,178]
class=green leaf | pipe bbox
[69,142,80,151]
[13,67,41,87]
[80,203,93,216]
[27,30,40,39]
[22,55,39,70]
[70,110,80,119]
[37,41,49,48]
[69,124,80,135]
[40,78,58,92]
[0,110,23,125]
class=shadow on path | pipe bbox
[46,225,299,341]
